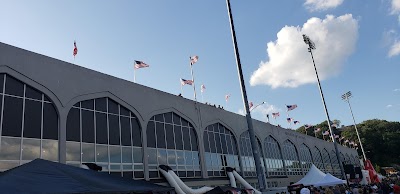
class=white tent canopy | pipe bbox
[313,173,346,187]
[294,164,326,186]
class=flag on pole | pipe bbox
[249,102,254,109]
[294,121,300,125]
[286,118,292,123]
[134,60,149,69]
[190,55,199,65]
[266,114,269,121]
[200,84,206,93]
[344,139,349,143]
[286,104,298,111]
[314,128,321,132]
[180,78,194,86]
[322,131,330,136]
[304,124,312,129]
[272,112,280,118]
[225,94,231,102]
[73,41,78,57]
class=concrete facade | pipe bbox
[0,42,358,187]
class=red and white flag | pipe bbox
[201,84,206,93]
[249,102,254,109]
[73,41,78,57]
[190,55,199,65]
[180,78,193,86]
[225,94,231,102]
[272,112,280,118]
[134,60,149,69]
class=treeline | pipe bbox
[295,119,400,169]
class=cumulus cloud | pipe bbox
[237,103,279,118]
[304,0,344,12]
[391,0,400,14]
[250,14,358,88]
[386,104,393,108]
[394,88,400,92]
[388,41,400,57]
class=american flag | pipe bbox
[201,84,206,93]
[294,121,300,125]
[180,78,193,86]
[190,55,199,65]
[272,112,280,118]
[73,41,78,57]
[286,118,292,123]
[249,102,254,109]
[322,131,330,136]
[286,104,298,111]
[134,60,150,69]
[225,94,231,102]
[314,128,321,132]
[304,124,312,129]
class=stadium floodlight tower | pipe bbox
[303,34,346,180]
[341,91,367,161]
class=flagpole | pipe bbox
[134,68,136,83]
[201,91,204,103]
[180,80,183,96]
[189,58,197,102]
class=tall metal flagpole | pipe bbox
[226,0,267,190]
[342,91,367,161]
[303,34,347,181]
[190,59,197,102]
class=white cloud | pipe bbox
[237,109,246,116]
[237,103,279,118]
[250,14,358,88]
[391,0,400,14]
[304,0,344,12]
[388,41,400,57]
[394,88,400,91]
[386,104,393,108]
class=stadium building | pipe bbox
[0,42,360,188]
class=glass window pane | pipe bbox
[131,118,141,147]
[156,122,166,148]
[155,114,164,122]
[95,112,108,144]
[147,148,157,165]
[120,117,131,146]
[0,161,19,171]
[203,131,210,152]
[25,85,42,100]
[81,110,94,143]
[108,115,120,145]
[167,150,176,165]
[81,99,94,110]
[42,139,58,161]
[0,137,21,160]
[182,127,191,151]
[190,129,198,151]
[22,138,40,160]
[82,143,95,162]
[177,151,185,165]
[174,126,183,150]
[165,124,175,149]
[66,108,80,142]
[172,113,181,125]
[220,134,227,154]
[108,99,119,114]
[164,112,172,124]
[43,103,58,140]
[0,74,4,93]
[120,106,130,116]
[66,141,80,162]
[23,100,41,138]
[122,147,133,163]
[2,96,23,137]
[96,144,108,163]
[209,131,216,153]
[5,75,24,97]
[158,149,167,165]
[146,121,156,148]
[214,133,222,153]
[133,147,142,163]
[95,98,107,112]
[109,146,121,163]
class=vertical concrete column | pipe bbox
[59,109,67,164]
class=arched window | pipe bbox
[264,136,285,177]
[239,131,265,177]
[204,123,240,177]
[322,149,333,174]
[312,147,325,171]
[299,144,313,173]
[147,112,200,179]
[282,140,302,176]
[0,74,59,171]
[66,98,143,179]
[330,150,341,178]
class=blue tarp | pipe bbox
[0,159,174,194]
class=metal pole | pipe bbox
[250,102,265,112]
[307,46,347,181]
[226,0,267,190]
[345,96,367,161]
[190,61,197,101]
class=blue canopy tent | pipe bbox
[0,159,174,194]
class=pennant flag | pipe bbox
[286,118,292,123]
[314,128,321,132]
[286,104,298,111]
[249,102,254,109]
[322,131,330,136]
[200,84,206,93]
[272,112,280,118]
[190,55,199,65]
[294,121,300,125]
[73,41,78,57]
[134,60,150,69]
[180,78,193,86]
[225,94,231,102]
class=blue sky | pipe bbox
[1,0,399,128]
